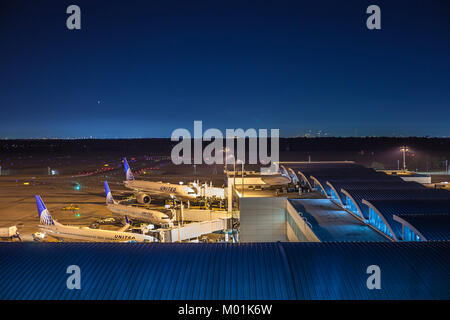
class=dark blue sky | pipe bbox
[1,0,449,138]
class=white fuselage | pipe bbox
[124,180,198,201]
[107,202,172,225]
[39,221,156,242]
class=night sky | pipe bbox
[1,0,449,138]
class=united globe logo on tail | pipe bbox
[104,181,115,205]
[123,158,135,181]
[35,195,54,226]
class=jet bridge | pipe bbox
[153,218,230,242]
[182,209,231,222]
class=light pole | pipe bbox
[241,161,244,197]
[236,159,244,197]
[233,155,236,192]
[400,146,409,171]
[222,147,230,174]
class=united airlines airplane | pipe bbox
[104,181,173,226]
[123,158,198,204]
[35,195,156,242]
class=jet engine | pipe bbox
[136,192,151,204]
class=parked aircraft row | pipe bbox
[34,177,182,242]
[123,158,199,204]
[104,181,173,226]
[32,156,291,242]
[35,195,156,242]
[33,157,200,242]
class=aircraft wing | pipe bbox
[119,223,131,232]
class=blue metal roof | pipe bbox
[310,177,398,196]
[394,214,450,241]
[327,180,425,205]
[286,162,363,170]
[288,199,388,242]
[292,163,408,196]
[342,189,450,219]
[282,241,449,299]
[363,199,450,215]
[290,162,380,187]
[362,199,450,240]
[310,176,333,195]
[287,163,408,189]
[0,242,448,300]
[308,169,385,184]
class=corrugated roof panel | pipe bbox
[286,162,363,170]
[329,181,424,202]
[394,214,450,241]
[282,241,449,299]
[362,199,450,239]
[0,243,296,300]
[363,199,450,215]
[0,242,448,300]
[288,199,388,241]
[342,189,450,219]
[291,163,382,186]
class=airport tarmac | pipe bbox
[0,156,228,241]
[0,175,121,240]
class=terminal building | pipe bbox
[1,161,448,300]
[233,161,450,243]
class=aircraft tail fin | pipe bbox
[119,216,130,232]
[123,158,135,181]
[104,181,116,204]
[35,195,55,226]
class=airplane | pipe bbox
[122,157,199,204]
[35,195,156,242]
[104,181,173,226]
